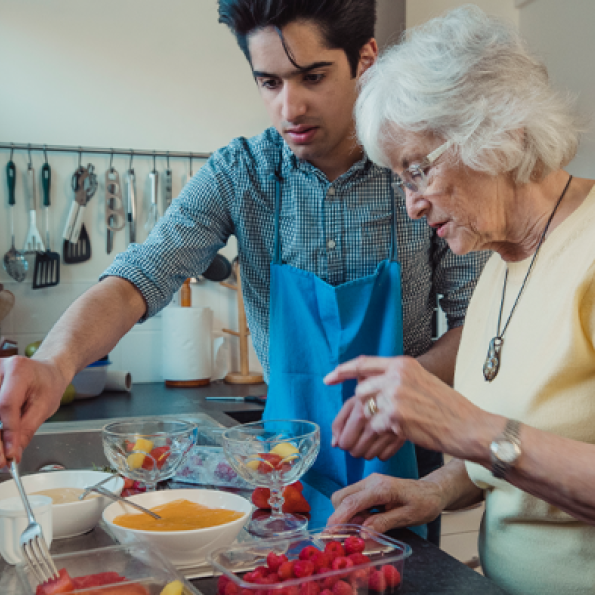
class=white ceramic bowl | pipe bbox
[102,489,251,569]
[0,470,124,539]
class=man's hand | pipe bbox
[0,356,69,467]
[328,473,444,534]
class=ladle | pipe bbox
[3,160,28,282]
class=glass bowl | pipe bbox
[222,419,320,536]
[102,418,197,491]
[208,524,412,595]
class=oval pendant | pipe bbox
[483,337,503,382]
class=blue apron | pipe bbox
[263,163,425,538]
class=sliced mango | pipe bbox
[246,459,260,470]
[270,442,299,461]
[160,580,185,595]
[127,452,146,469]
[133,437,154,453]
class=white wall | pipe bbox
[406,0,518,29]
[0,0,271,381]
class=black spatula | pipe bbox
[63,223,92,264]
[33,163,60,289]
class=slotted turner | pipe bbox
[24,165,45,253]
[33,163,60,289]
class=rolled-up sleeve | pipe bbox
[432,237,491,329]
[100,147,238,320]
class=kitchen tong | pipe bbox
[63,164,98,244]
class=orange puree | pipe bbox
[113,499,243,532]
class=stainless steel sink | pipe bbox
[0,413,223,481]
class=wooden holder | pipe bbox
[221,263,264,385]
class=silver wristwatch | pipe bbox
[490,419,522,479]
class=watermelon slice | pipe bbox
[35,569,75,595]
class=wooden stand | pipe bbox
[221,263,264,385]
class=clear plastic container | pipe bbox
[72,358,111,398]
[17,543,201,595]
[208,524,412,594]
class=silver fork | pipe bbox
[9,461,59,585]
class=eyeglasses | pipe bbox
[392,139,454,194]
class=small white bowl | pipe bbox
[0,470,124,539]
[102,488,251,569]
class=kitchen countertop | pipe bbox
[46,380,267,426]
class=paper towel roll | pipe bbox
[105,370,132,392]
[162,306,213,384]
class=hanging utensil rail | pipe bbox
[0,143,210,161]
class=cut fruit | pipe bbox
[127,453,146,469]
[270,442,299,461]
[132,438,154,453]
[160,580,185,595]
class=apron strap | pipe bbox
[270,150,283,265]
[389,173,399,262]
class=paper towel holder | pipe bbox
[221,262,264,385]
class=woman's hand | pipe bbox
[328,473,445,533]
[327,355,499,463]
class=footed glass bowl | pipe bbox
[102,419,197,491]
[222,419,320,536]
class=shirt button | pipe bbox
[327,187,336,197]
[327,239,336,249]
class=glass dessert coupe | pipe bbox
[222,419,320,536]
[102,419,197,491]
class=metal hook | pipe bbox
[166,151,170,170]
[153,151,156,172]
[189,152,193,177]
[129,150,134,171]
[28,144,32,168]
[10,143,14,161]
[110,149,114,172]
[43,145,48,164]
[78,147,83,168]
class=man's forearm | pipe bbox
[33,277,147,382]
[416,326,462,386]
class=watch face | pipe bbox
[496,441,520,464]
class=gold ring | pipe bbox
[366,397,378,416]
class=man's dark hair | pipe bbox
[218,0,377,77]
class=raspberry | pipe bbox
[255,566,271,577]
[311,552,332,571]
[243,570,265,583]
[368,570,387,592]
[317,569,339,590]
[268,552,289,572]
[280,587,300,595]
[349,569,368,590]
[347,553,371,567]
[267,573,281,584]
[320,590,334,595]
[331,557,354,572]
[300,582,321,595]
[300,546,322,561]
[332,581,353,595]
[381,565,401,589]
[241,590,253,595]
[218,575,231,595]
[225,582,240,595]
[278,561,296,581]
[344,537,365,555]
[324,542,345,560]
[294,560,315,578]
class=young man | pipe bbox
[0,0,487,543]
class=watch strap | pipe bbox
[491,418,521,479]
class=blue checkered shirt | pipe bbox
[103,127,489,381]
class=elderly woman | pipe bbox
[324,6,595,595]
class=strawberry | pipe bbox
[293,480,304,491]
[294,560,315,578]
[283,485,311,513]
[368,570,387,592]
[218,575,231,595]
[299,545,321,561]
[311,552,331,571]
[343,537,365,556]
[258,453,283,473]
[268,552,289,572]
[278,561,296,581]
[381,565,401,589]
[225,582,240,595]
[347,553,370,567]
[300,582,321,595]
[324,542,345,560]
[252,487,271,509]
[332,581,353,595]
[142,446,170,470]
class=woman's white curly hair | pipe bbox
[356,4,580,183]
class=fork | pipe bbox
[9,461,59,585]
